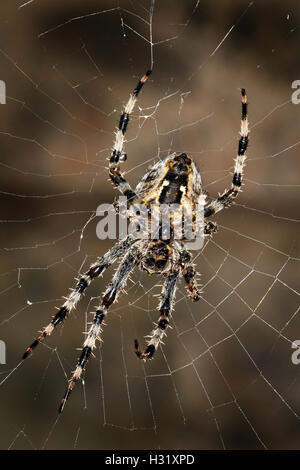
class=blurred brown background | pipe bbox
[0,0,299,450]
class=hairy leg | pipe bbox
[59,250,137,412]
[204,89,249,217]
[22,237,135,360]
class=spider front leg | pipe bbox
[22,236,135,360]
[204,88,249,218]
[109,70,151,204]
[59,250,137,412]
[135,266,180,361]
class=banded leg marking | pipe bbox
[109,70,151,202]
[59,250,137,412]
[182,263,202,302]
[204,89,249,218]
[22,237,135,360]
[135,267,179,361]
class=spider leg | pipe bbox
[204,221,218,236]
[204,89,249,218]
[134,265,180,361]
[109,70,151,203]
[22,236,136,360]
[179,250,202,301]
[59,250,137,412]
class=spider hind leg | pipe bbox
[59,250,137,413]
[134,267,179,361]
[22,237,135,361]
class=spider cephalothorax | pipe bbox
[22,71,249,413]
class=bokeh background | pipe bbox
[0,0,299,450]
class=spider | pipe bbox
[22,71,249,412]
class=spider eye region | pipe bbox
[170,153,192,173]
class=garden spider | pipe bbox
[22,71,249,412]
